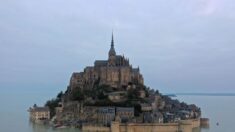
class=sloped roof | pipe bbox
[94,60,108,67]
[30,107,50,112]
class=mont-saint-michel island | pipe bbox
[28,34,209,132]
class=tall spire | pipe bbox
[109,32,116,57]
[111,32,114,48]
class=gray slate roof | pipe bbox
[30,107,50,112]
[94,60,108,67]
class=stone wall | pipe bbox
[119,123,179,132]
[82,125,111,132]
[200,118,209,128]
[110,119,200,132]
[191,119,200,128]
[68,58,144,91]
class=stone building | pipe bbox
[67,33,144,93]
[116,107,134,123]
[97,107,115,126]
[141,103,153,112]
[28,104,50,121]
[108,91,127,102]
[139,90,146,98]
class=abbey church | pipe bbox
[68,34,144,92]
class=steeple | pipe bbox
[109,32,116,57]
[111,32,114,48]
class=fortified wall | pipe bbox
[113,119,200,132]
[83,118,200,132]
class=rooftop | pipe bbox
[29,106,50,112]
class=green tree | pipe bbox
[45,98,60,118]
[57,91,63,100]
[71,88,84,101]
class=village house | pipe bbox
[139,90,146,98]
[116,107,134,123]
[108,91,127,102]
[28,104,50,121]
[97,107,115,126]
[140,103,152,112]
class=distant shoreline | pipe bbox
[164,93,235,96]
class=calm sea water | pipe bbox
[177,95,235,132]
[0,91,234,132]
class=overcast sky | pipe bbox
[1,0,235,94]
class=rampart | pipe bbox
[83,118,200,132]
[82,124,110,132]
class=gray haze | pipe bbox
[1,0,235,93]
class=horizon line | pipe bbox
[163,92,235,96]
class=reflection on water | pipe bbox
[193,127,210,132]
[29,121,80,132]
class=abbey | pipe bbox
[68,33,144,91]
[38,33,203,132]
